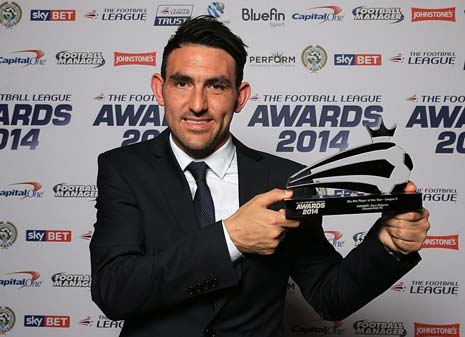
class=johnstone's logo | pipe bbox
[422,235,459,250]
[51,272,90,288]
[391,280,459,295]
[334,54,382,66]
[0,221,18,249]
[0,50,46,66]
[0,271,42,289]
[24,315,70,328]
[56,50,105,68]
[411,7,456,23]
[154,5,193,26]
[114,51,156,67]
[353,320,406,337]
[414,323,460,337]
[292,6,344,23]
[417,187,458,203]
[325,230,345,248]
[53,183,97,198]
[80,315,124,329]
[301,45,327,73]
[0,307,16,334]
[0,2,22,28]
[30,9,76,21]
[248,52,296,67]
[0,182,44,199]
[352,6,404,23]
[85,8,147,21]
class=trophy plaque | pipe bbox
[285,119,423,218]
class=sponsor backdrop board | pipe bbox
[0,0,463,336]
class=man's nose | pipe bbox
[189,86,208,114]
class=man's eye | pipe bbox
[175,81,187,88]
[210,83,226,90]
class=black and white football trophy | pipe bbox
[285,119,423,218]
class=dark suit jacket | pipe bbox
[90,129,420,337]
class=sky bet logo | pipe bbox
[335,54,382,66]
[30,10,76,21]
[24,315,70,328]
[26,230,71,242]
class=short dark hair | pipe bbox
[161,15,248,87]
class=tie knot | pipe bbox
[187,161,209,182]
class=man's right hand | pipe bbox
[224,189,300,255]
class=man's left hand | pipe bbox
[378,182,430,255]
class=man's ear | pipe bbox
[234,81,251,113]
[151,73,165,106]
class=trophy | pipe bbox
[285,119,422,218]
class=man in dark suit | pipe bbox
[90,16,430,337]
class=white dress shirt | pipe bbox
[169,134,242,261]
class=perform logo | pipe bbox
[414,323,459,337]
[422,234,459,250]
[24,315,70,328]
[335,54,382,66]
[0,271,41,288]
[26,230,71,242]
[114,51,156,66]
[411,8,456,23]
[30,9,76,21]
[0,182,43,199]
[249,52,296,67]
[154,5,193,26]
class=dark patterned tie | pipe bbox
[187,161,215,228]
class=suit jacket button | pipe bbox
[204,328,216,337]
[211,277,219,288]
[187,286,194,296]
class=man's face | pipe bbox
[152,44,250,159]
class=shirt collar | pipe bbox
[169,134,235,179]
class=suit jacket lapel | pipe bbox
[210,136,270,319]
[149,130,198,233]
[233,136,269,206]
